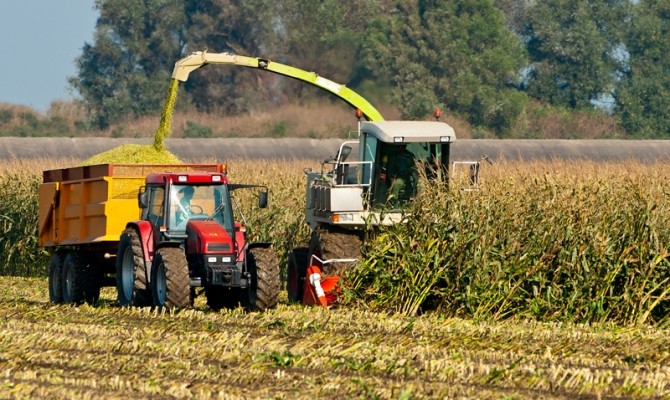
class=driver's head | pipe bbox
[180,186,194,198]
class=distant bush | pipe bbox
[183,120,214,138]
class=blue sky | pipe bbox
[0,1,98,112]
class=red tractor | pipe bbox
[116,164,279,310]
[40,163,279,310]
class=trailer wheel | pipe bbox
[151,247,190,309]
[244,247,280,311]
[48,252,66,304]
[116,228,150,306]
[287,247,308,303]
[62,252,87,305]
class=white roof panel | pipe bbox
[360,121,457,143]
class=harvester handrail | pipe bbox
[172,51,385,122]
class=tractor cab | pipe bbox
[305,120,456,230]
[138,171,235,240]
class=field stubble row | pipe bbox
[1,277,669,399]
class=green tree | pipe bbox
[615,0,670,138]
[70,0,378,128]
[181,0,280,114]
[69,0,187,128]
[364,0,528,134]
[522,0,629,109]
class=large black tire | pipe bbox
[307,227,362,277]
[286,247,308,303]
[244,247,280,311]
[48,252,65,304]
[62,251,98,305]
[116,228,150,307]
[151,247,190,309]
[205,286,241,311]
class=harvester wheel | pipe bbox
[287,247,308,303]
[244,247,280,311]
[151,247,190,309]
[308,227,362,277]
[61,252,88,305]
[116,228,150,307]
[48,252,66,304]
[305,227,363,306]
[205,286,241,311]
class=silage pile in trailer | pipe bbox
[81,79,182,165]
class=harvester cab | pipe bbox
[305,120,456,230]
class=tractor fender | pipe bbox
[124,220,156,268]
[241,242,273,263]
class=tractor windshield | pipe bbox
[168,184,234,234]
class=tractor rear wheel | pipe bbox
[287,247,308,303]
[244,247,280,311]
[48,252,65,304]
[151,247,190,309]
[116,228,150,306]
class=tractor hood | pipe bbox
[186,220,235,255]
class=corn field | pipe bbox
[1,158,670,324]
[1,157,670,397]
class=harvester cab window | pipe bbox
[374,143,421,207]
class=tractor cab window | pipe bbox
[147,187,165,227]
[168,184,233,233]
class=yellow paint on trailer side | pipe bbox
[39,175,145,247]
[38,163,225,248]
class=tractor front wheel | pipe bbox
[116,228,150,307]
[151,247,190,310]
[244,247,280,311]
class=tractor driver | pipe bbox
[175,186,195,226]
[387,144,418,204]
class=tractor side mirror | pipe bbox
[138,188,148,209]
[259,191,268,208]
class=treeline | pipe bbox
[2,0,668,139]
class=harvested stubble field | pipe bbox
[1,278,669,399]
[1,157,670,398]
